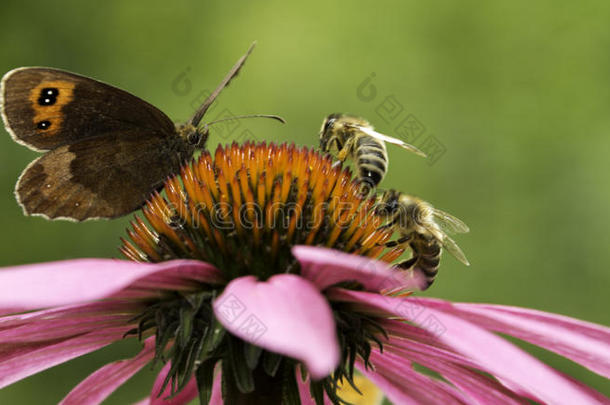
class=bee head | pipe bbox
[375,189,400,216]
[319,113,344,151]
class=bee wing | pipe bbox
[441,234,470,266]
[421,224,470,266]
[432,209,470,234]
[354,126,427,158]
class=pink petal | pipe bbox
[382,344,529,404]
[0,301,137,332]
[293,245,427,292]
[381,320,479,369]
[60,337,156,405]
[357,350,467,405]
[295,366,333,405]
[213,275,339,379]
[296,366,317,405]
[330,289,607,405]
[383,319,609,405]
[138,361,222,405]
[422,300,610,378]
[209,369,223,405]
[146,362,200,405]
[0,311,134,343]
[0,325,130,389]
[0,259,222,311]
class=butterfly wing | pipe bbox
[1,67,188,220]
[1,67,175,151]
[354,125,427,158]
[16,130,188,221]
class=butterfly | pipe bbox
[0,42,283,221]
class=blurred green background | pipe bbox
[1,0,608,402]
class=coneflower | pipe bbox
[0,142,608,405]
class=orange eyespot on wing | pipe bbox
[27,80,76,138]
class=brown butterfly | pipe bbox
[0,42,283,221]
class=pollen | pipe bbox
[120,142,405,279]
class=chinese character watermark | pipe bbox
[356,72,447,165]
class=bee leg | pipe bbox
[355,178,376,196]
[376,218,397,231]
[336,137,355,161]
[331,160,342,169]
[394,257,417,269]
[395,257,436,290]
[384,234,411,248]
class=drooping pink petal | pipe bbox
[136,361,222,405]
[60,337,156,405]
[144,362,200,405]
[0,325,131,389]
[0,311,134,343]
[383,319,610,405]
[417,299,610,378]
[330,289,608,405]
[296,366,317,405]
[0,259,222,311]
[382,344,529,404]
[0,301,137,332]
[381,320,478,369]
[209,369,223,405]
[213,275,339,379]
[295,366,333,405]
[293,245,427,292]
[357,350,467,405]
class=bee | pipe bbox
[319,114,426,193]
[375,189,470,289]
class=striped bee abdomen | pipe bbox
[411,235,442,288]
[394,234,442,289]
[355,136,388,188]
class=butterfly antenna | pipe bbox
[189,41,257,127]
[202,114,286,129]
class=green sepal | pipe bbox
[227,336,255,393]
[262,351,283,377]
[196,357,219,405]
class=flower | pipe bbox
[0,142,608,404]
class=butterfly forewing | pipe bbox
[1,67,175,151]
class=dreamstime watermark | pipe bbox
[171,66,260,143]
[356,72,447,165]
[166,199,379,232]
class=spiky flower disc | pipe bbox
[121,142,405,276]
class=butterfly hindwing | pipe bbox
[1,67,176,151]
[16,129,191,221]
